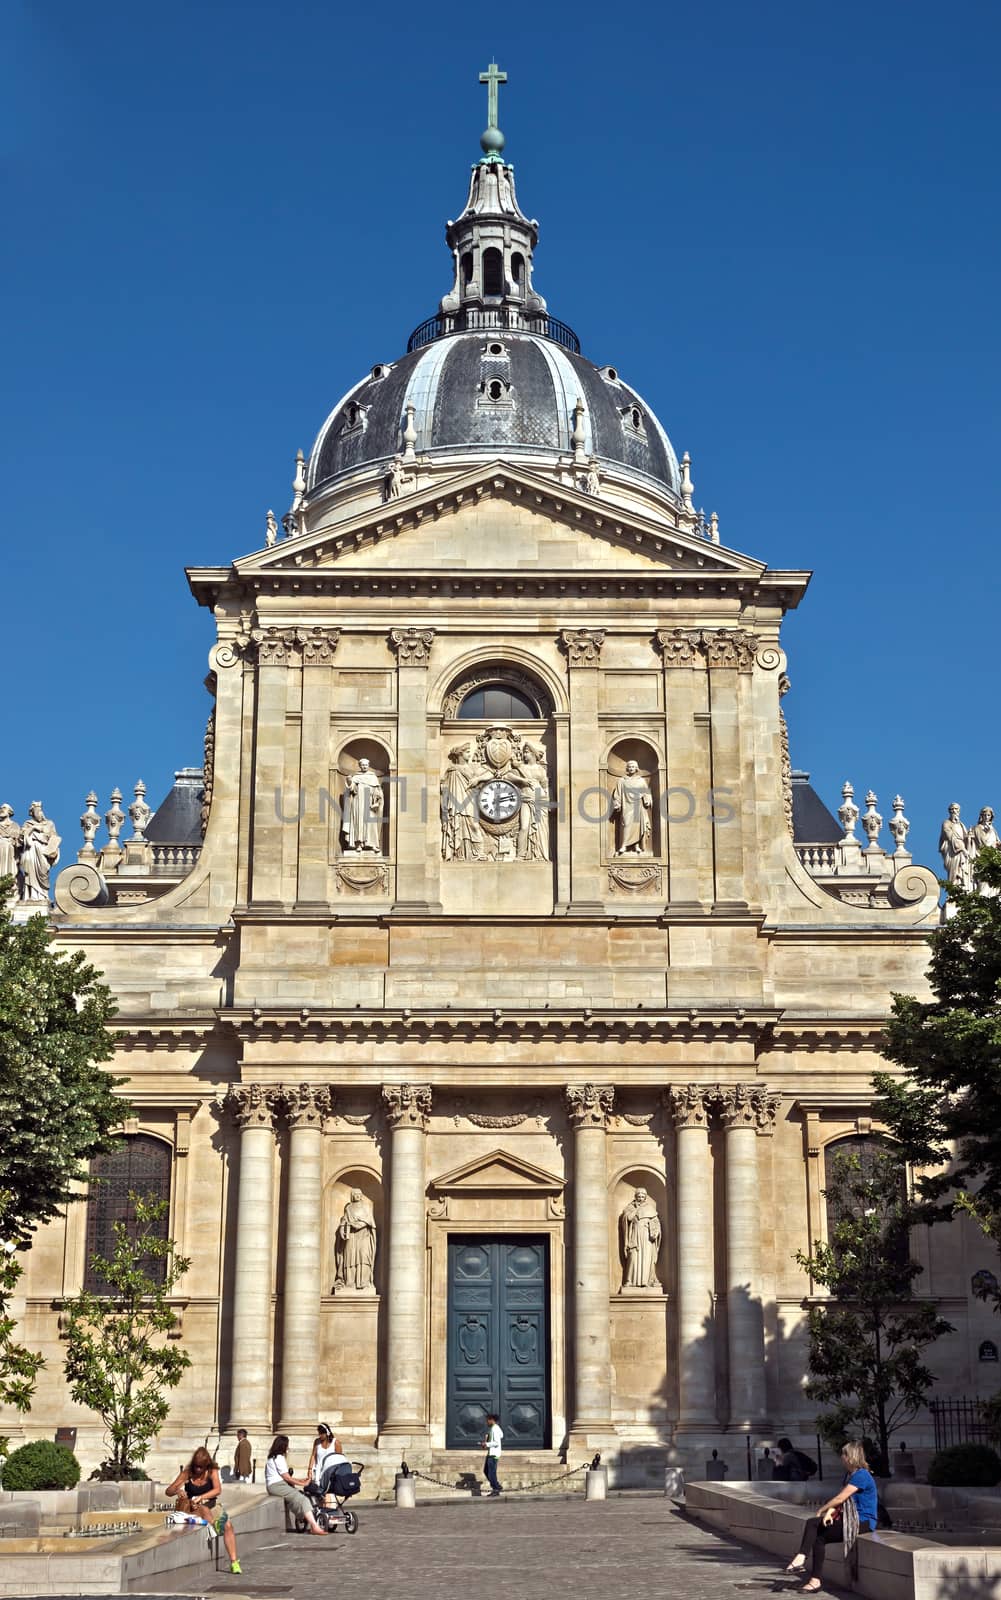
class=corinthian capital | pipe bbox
[718,1083,781,1133]
[664,1084,712,1130]
[560,628,605,668]
[565,1083,615,1129]
[389,627,435,667]
[702,628,759,673]
[382,1082,432,1130]
[225,1083,281,1131]
[655,628,703,667]
[283,1082,334,1129]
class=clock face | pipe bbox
[479,779,520,822]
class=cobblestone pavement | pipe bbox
[161,1493,849,1600]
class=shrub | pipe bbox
[927,1444,1001,1487]
[2,1440,81,1490]
[89,1459,149,1481]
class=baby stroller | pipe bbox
[298,1460,364,1534]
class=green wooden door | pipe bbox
[446,1236,549,1450]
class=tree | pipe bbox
[62,1194,191,1477]
[796,1148,952,1471]
[0,877,124,1243]
[874,847,1001,1279]
[0,1219,44,1411]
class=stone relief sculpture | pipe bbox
[18,803,61,902]
[333,1188,377,1291]
[610,759,653,855]
[440,745,490,861]
[342,757,384,855]
[620,1187,662,1290]
[439,726,551,863]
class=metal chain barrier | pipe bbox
[411,1463,588,1494]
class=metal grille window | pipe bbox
[84,1135,172,1291]
[824,1134,908,1268]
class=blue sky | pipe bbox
[3,0,998,877]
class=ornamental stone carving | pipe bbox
[283,1082,333,1129]
[656,628,702,667]
[128,780,152,841]
[253,627,300,666]
[701,628,759,672]
[390,627,435,666]
[779,672,794,839]
[333,1188,377,1291]
[297,626,340,665]
[226,1083,281,1130]
[440,728,551,863]
[382,1082,432,1130]
[939,802,999,900]
[77,793,100,861]
[620,1188,663,1290]
[560,627,605,667]
[565,1083,615,1129]
[665,1084,712,1129]
[201,707,215,838]
[717,1083,781,1133]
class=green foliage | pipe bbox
[0,876,124,1244]
[874,848,1001,1252]
[62,1194,191,1475]
[0,1218,45,1411]
[89,1460,149,1481]
[926,1444,1001,1487]
[796,1149,952,1470]
[2,1439,81,1490]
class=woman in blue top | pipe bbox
[784,1440,877,1591]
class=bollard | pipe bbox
[395,1471,416,1508]
[664,1466,685,1501]
[585,1465,608,1501]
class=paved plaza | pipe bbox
[138,1493,845,1600]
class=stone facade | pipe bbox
[5,81,994,1487]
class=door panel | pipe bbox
[446,1235,549,1449]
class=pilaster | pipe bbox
[561,629,606,912]
[389,629,439,912]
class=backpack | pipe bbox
[793,1449,818,1479]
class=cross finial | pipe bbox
[478,60,507,161]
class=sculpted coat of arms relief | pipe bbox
[440,723,551,863]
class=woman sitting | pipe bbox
[165,1447,241,1575]
[264,1435,327,1535]
[785,1439,878,1592]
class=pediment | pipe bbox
[429,1148,565,1195]
[234,462,767,581]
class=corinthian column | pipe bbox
[565,1083,615,1438]
[378,1084,431,1443]
[279,1084,332,1431]
[667,1085,717,1429]
[226,1084,280,1431]
[720,1084,778,1429]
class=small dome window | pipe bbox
[346,402,359,426]
[603,366,619,383]
[487,379,504,401]
[630,406,642,430]
[370,364,386,380]
[488,342,505,356]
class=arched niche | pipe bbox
[608,1166,668,1295]
[602,737,663,861]
[334,737,392,860]
[323,1166,384,1295]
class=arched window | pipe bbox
[84,1135,172,1291]
[482,248,504,298]
[823,1135,908,1267]
[511,252,525,296]
[458,683,540,720]
[462,252,474,288]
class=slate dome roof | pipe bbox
[308,332,681,498]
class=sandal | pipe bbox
[796,1582,822,1593]
[785,1560,806,1573]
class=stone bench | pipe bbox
[685,1479,1001,1600]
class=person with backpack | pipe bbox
[774,1437,818,1482]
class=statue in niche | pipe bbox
[939,802,972,890]
[342,758,384,855]
[620,1187,662,1290]
[333,1188,377,1291]
[514,743,551,861]
[0,805,20,892]
[18,802,61,901]
[440,745,490,861]
[611,759,653,855]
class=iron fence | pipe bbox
[929,1397,992,1450]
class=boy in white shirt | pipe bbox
[481,1413,504,1497]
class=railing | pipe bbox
[150,843,202,875]
[929,1397,992,1451]
[407,306,581,354]
[796,843,838,873]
